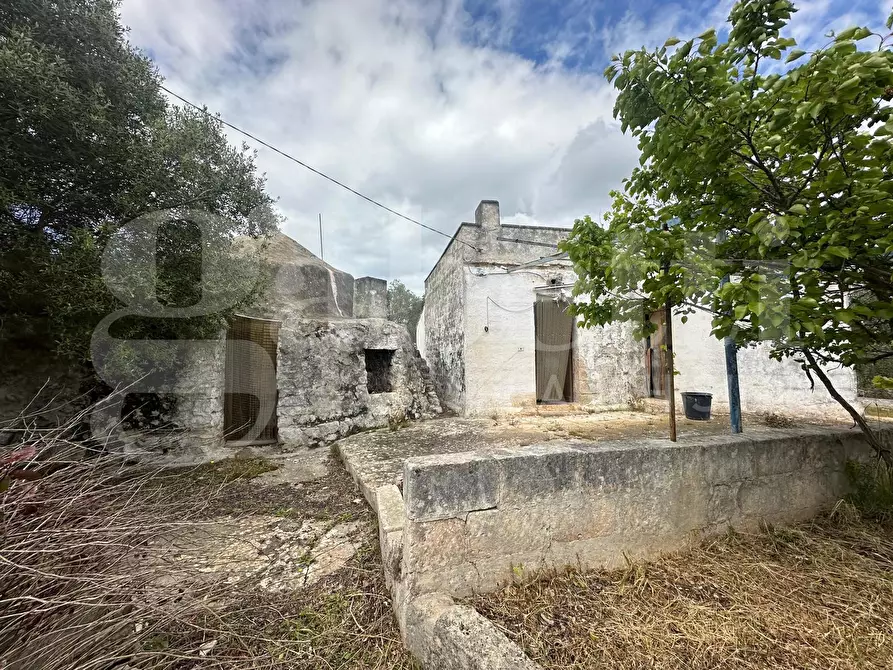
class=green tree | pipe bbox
[562,0,893,462]
[0,0,279,376]
[387,281,424,344]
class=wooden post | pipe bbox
[665,295,677,442]
[662,222,677,442]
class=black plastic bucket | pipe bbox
[681,392,713,420]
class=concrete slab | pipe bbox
[332,411,848,508]
[333,417,565,505]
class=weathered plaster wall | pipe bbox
[463,268,538,411]
[354,277,388,319]
[277,318,439,447]
[573,304,645,409]
[462,266,643,413]
[672,309,858,418]
[397,426,888,599]
[423,242,467,414]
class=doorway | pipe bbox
[645,309,667,398]
[534,294,575,403]
[224,315,281,445]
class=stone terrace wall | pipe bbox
[397,427,890,599]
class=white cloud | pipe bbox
[119,0,638,292]
[119,0,879,294]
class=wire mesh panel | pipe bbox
[535,295,575,403]
[224,315,280,444]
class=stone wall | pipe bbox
[422,241,467,413]
[395,426,888,599]
[672,309,859,418]
[277,318,438,447]
[354,277,388,319]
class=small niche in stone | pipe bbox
[365,349,395,394]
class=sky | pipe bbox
[119,0,892,293]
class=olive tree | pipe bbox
[0,0,279,369]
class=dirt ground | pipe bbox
[142,451,420,669]
[469,513,893,670]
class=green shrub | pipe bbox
[845,460,893,522]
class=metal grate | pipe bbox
[224,315,281,444]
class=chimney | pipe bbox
[475,200,500,237]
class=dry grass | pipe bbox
[470,515,893,669]
[0,403,417,670]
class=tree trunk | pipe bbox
[801,348,892,467]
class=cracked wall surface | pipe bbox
[396,426,891,599]
[421,238,467,413]
[277,318,439,447]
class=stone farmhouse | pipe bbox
[110,232,442,461]
[418,200,861,419]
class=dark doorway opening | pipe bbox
[365,349,395,394]
[646,309,667,398]
[224,315,280,445]
[534,295,575,403]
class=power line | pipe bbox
[158,84,482,252]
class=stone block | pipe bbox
[751,437,808,476]
[465,508,538,559]
[375,484,405,533]
[548,535,632,573]
[404,518,467,570]
[698,437,757,484]
[404,452,498,522]
[432,604,541,670]
[707,482,741,526]
[403,593,454,665]
[381,529,403,588]
[735,472,805,520]
[494,442,583,503]
[549,494,618,542]
[354,276,387,319]
[408,563,483,600]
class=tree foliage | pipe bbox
[387,281,424,343]
[0,0,279,369]
[562,0,893,460]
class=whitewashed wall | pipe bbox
[462,266,643,414]
[671,309,858,418]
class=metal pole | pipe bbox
[723,330,742,433]
[717,231,742,434]
[318,213,324,260]
[662,222,677,442]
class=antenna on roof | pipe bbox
[319,213,324,261]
